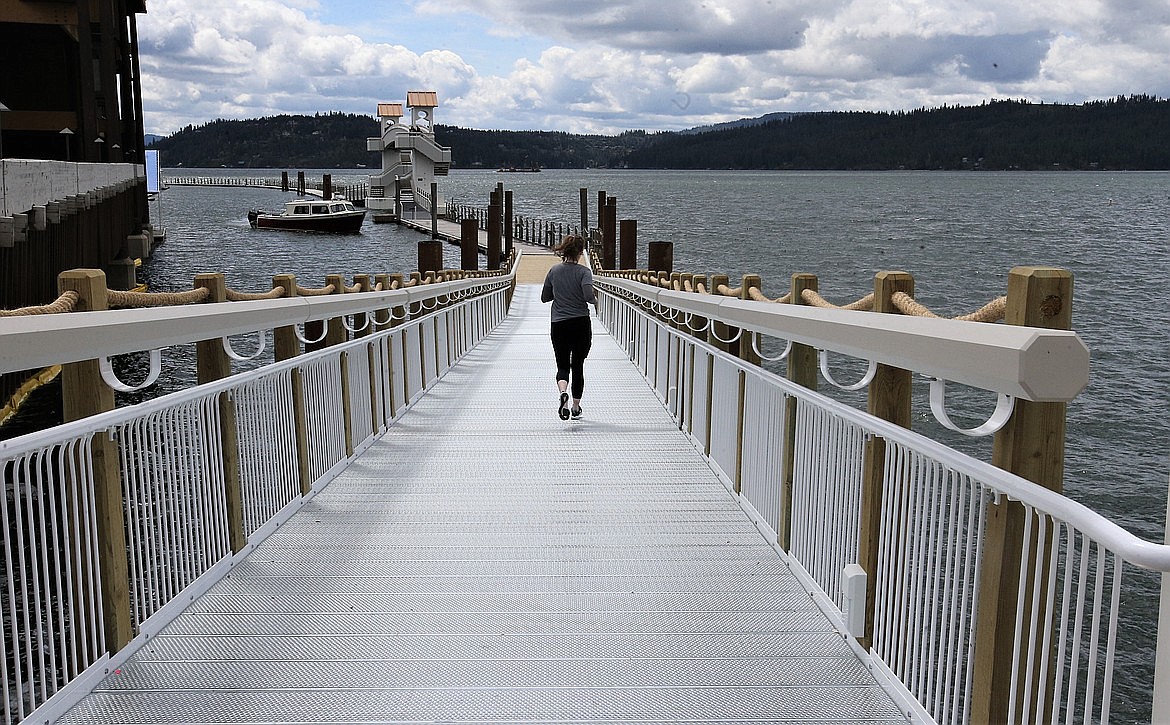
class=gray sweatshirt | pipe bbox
[541,261,596,322]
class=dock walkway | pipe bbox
[58,286,906,724]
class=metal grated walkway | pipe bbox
[59,286,907,724]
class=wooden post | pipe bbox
[487,199,502,270]
[281,171,289,193]
[194,273,246,555]
[738,274,762,365]
[322,174,332,201]
[779,273,818,551]
[619,219,637,270]
[57,269,133,652]
[857,271,914,649]
[430,181,439,239]
[597,190,606,232]
[353,275,372,339]
[580,187,589,235]
[971,267,1073,725]
[504,190,514,257]
[602,198,617,270]
[324,274,354,457]
[647,241,673,274]
[461,218,479,271]
[707,274,733,354]
[394,178,402,219]
[418,240,443,276]
[297,171,305,195]
[272,275,311,495]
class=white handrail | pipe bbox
[595,276,1089,403]
[0,276,509,375]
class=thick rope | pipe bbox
[225,286,286,302]
[108,288,211,308]
[801,289,875,311]
[295,284,335,297]
[344,283,362,293]
[716,284,743,297]
[891,291,1007,322]
[0,291,80,316]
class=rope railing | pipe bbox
[295,284,336,297]
[225,287,287,302]
[108,288,211,308]
[0,291,81,316]
[801,289,876,312]
[892,290,1008,322]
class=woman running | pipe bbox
[541,235,597,420]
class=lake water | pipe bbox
[16,167,1170,721]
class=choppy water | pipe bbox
[17,168,1170,721]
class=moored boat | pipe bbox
[248,199,366,233]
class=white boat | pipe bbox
[248,199,365,233]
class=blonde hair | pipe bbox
[554,234,585,261]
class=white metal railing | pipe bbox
[0,262,516,723]
[595,275,1170,724]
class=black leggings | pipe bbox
[551,316,592,399]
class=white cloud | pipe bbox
[138,0,1170,135]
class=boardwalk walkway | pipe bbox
[58,286,906,724]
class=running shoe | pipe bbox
[558,392,570,420]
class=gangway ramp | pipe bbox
[58,286,906,724]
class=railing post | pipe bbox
[857,271,915,649]
[326,274,354,457]
[971,266,1073,724]
[779,272,818,551]
[272,275,312,496]
[738,274,762,365]
[194,273,246,555]
[707,274,732,354]
[57,269,133,652]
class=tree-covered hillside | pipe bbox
[147,96,1170,171]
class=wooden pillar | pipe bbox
[57,269,133,652]
[648,241,673,274]
[297,171,305,195]
[322,174,333,201]
[619,219,638,270]
[281,172,289,193]
[504,190,514,257]
[394,178,402,219]
[460,218,480,271]
[857,271,915,649]
[602,198,617,270]
[418,240,443,276]
[487,199,502,270]
[971,267,1073,725]
[738,274,762,365]
[353,275,373,339]
[580,188,589,235]
[194,273,246,555]
[430,181,439,239]
[779,273,818,551]
[597,190,606,232]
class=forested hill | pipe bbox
[147,96,1170,171]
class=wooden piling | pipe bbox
[461,219,479,271]
[971,267,1072,725]
[580,188,589,235]
[488,199,502,270]
[647,241,673,275]
[504,190,514,257]
[602,198,618,270]
[619,219,638,270]
[57,269,133,652]
[323,174,332,201]
[418,240,443,277]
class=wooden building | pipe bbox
[0,0,148,164]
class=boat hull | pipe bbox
[248,210,366,233]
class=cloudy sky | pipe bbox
[136,0,1170,136]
